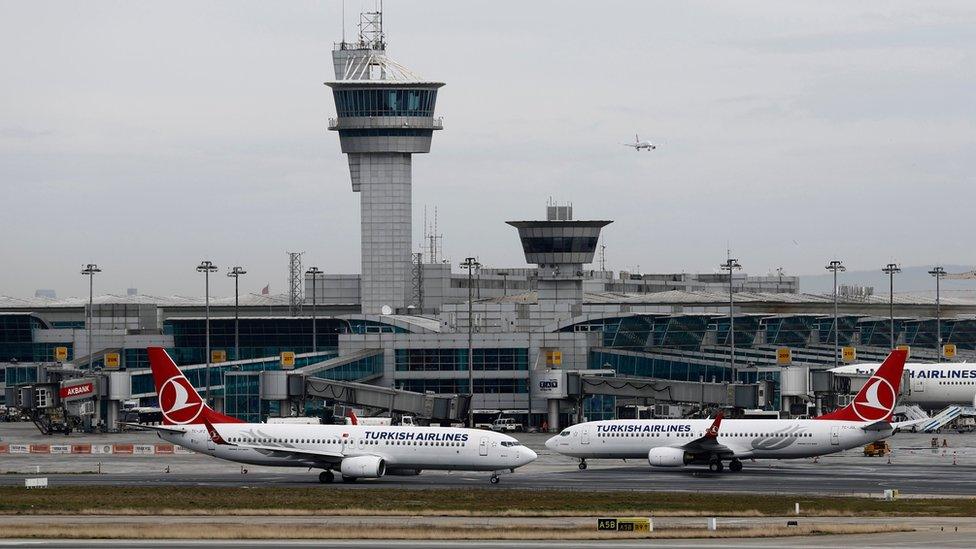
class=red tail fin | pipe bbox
[815,349,908,422]
[346,410,359,425]
[705,412,723,438]
[147,347,243,425]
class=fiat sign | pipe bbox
[531,370,568,399]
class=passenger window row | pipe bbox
[228,437,466,447]
[598,432,814,438]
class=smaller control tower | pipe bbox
[507,205,612,303]
[327,9,444,314]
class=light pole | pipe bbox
[80,264,101,371]
[929,266,946,361]
[197,260,218,405]
[306,266,322,353]
[882,263,901,349]
[825,260,846,368]
[720,257,742,383]
[460,257,481,428]
[226,266,246,361]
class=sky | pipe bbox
[1,1,974,298]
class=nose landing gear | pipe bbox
[578,459,588,470]
[489,474,500,484]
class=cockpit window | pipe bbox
[500,441,521,447]
[559,430,571,437]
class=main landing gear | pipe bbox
[318,470,334,484]
[578,459,588,470]
[706,458,743,473]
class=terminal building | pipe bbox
[3,10,976,432]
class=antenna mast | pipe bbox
[287,251,305,315]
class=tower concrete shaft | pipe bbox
[327,15,443,315]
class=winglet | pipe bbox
[705,412,724,439]
[202,417,230,445]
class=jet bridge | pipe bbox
[300,376,469,423]
[573,373,762,409]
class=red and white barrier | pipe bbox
[0,443,193,455]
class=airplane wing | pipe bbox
[119,422,189,434]
[673,413,753,459]
[203,418,345,464]
[861,420,893,432]
[230,443,346,464]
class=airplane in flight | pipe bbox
[546,349,909,473]
[623,134,656,151]
[127,347,536,484]
[829,361,976,409]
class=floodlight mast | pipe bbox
[227,266,246,361]
[882,263,902,349]
[80,264,101,371]
[825,260,846,368]
[460,257,481,428]
[929,266,947,361]
[197,260,218,405]
[720,257,742,382]
[306,266,323,352]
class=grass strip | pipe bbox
[0,522,911,540]
[0,487,973,516]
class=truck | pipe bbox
[489,418,524,432]
[863,441,891,457]
[342,415,416,427]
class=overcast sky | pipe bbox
[2,1,974,298]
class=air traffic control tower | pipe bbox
[327,11,444,314]
[508,205,612,303]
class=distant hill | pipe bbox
[799,264,976,295]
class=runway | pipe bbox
[0,516,974,548]
[2,427,975,496]
[2,460,976,496]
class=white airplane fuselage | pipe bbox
[546,418,887,461]
[161,423,535,472]
[830,363,976,409]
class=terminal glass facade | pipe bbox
[129,351,339,399]
[163,318,380,364]
[394,348,528,372]
[590,350,733,383]
[0,314,73,363]
[398,378,528,395]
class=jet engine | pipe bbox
[340,455,386,478]
[647,447,689,467]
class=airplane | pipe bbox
[126,347,537,484]
[829,361,976,409]
[546,349,909,473]
[623,133,656,151]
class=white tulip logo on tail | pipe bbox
[159,376,205,425]
[851,376,896,422]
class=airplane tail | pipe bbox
[147,347,243,425]
[814,349,908,422]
